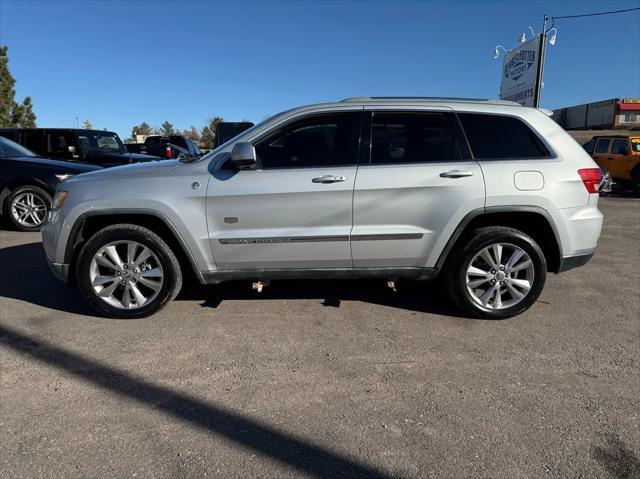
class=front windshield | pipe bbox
[76,131,126,154]
[0,135,37,158]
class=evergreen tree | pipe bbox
[0,46,16,127]
[200,116,223,149]
[0,46,36,127]
[130,122,154,140]
[159,121,175,136]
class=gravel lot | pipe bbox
[1,196,638,478]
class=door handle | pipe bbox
[312,175,346,183]
[439,170,474,178]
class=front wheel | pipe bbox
[445,227,547,319]
[76,224,182,318]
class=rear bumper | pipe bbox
[557,251,594,273]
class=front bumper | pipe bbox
[47,260,70,283]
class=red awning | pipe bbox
[618,102,640,110]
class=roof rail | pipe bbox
[340,96,521,106]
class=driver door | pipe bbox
[206,112,362,270]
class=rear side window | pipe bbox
[22,130,45,153]
[611,139,628,155]
[582,138,596,154]
[458,113,551,159]
[595,139,610,154]
[0,131,18,142]
[370,112,461,164]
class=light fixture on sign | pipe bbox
[547,28,558,45]
[494,45,509,59]
[518,32,526,43]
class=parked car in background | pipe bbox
[43,97,603,320]
[126,135,201,159]
[598,166,613,195]
[0,128,162,167]
[0,136,101,231]
[583,135,640,192]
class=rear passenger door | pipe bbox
[351,110,484,268]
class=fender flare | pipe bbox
[64,208,205,283]
[433,205,563,274]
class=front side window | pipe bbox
[370,113,460,164]
[254,113,359,168]
[611,139,628,155]
[595,139,610,154]
[47,132,74,155]
[458,113,551,159]
[76,131,125,154]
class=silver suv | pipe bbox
[42,97,604,319]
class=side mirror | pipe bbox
[68,145,80,159]
[230,142,257,170]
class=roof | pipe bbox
[340,96,521,106]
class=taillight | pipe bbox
[578,168,602,194]
[166,146,173,158]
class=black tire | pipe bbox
[4,185,51,232]
[76,224,182,318]
[445,226,547,319]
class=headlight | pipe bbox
[51,191,68,210]
[55,173,74,182]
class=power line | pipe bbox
[551,6,640,20]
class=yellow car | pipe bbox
[583,135,640,191]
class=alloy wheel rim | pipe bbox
[10,192,48,227]
[465,242,535,310]
[89,240,164,310]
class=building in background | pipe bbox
[553,98,640,130]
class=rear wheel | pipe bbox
[5,185,51,232]
[445,227,546,319]
[76,224,182,318]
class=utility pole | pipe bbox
[533,15,548,108]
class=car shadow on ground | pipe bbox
[0,324,395,478]
[0,241,462,319]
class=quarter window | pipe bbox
[254,113,359,168]
[595,139,610,154]
[611,139,628,155]
[370,113,460,164]
[458,113,551,159]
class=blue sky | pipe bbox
[1,0,639,138]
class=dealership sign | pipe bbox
[499,37,542,107]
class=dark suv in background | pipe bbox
[0,128,162,167]
[125,135,201,159]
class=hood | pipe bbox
[95,150,164,161]
[65,158,181,183]
[6,156,102,172]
